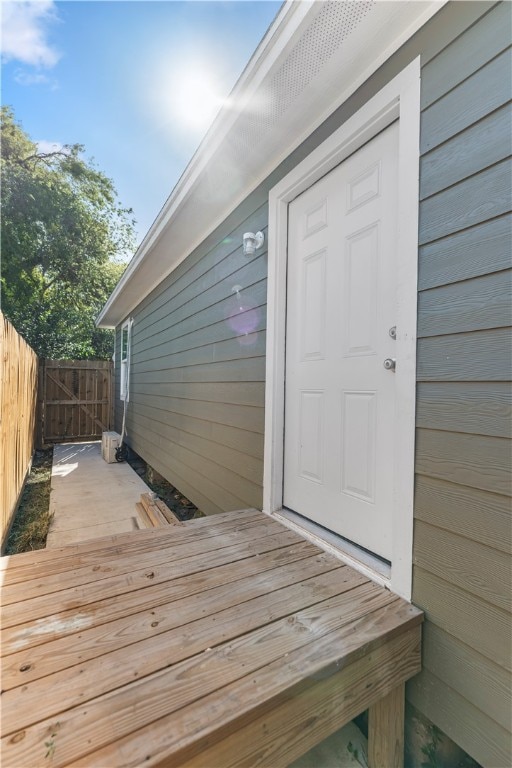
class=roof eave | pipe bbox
[97,0,446,329]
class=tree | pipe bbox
[1,106,135,358]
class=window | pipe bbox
[120,320,131,401]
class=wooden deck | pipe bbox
[1,509,422,767]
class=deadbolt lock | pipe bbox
[389,326,397,339]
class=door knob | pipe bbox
[383,358,396,371]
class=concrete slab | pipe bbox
[46,442,151,548]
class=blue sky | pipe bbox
[1,1,281,246]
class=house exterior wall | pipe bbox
[114,3,511,763]
[114,203,269,514]
[407,4,511,765]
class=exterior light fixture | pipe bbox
[243,231,264,257]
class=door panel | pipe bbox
[284,122,399,560]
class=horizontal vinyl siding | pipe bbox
[111,3,510,763]
[119,204,268,514]
[411,4,512,766]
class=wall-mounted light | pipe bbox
[243,231,264,257]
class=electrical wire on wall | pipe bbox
[116,317,133,462]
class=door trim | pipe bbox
[263,58,420,600]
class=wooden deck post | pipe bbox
[368,683,405,768]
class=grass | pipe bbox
[5,448,54,554]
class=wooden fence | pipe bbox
[40,359,113,444]
[0,313,38,548]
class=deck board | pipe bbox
[1,510,422,767]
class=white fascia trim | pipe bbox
[98,1,442,329]
[264,57,421,601]
[96,0,316,328]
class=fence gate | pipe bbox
[39,359,113,444]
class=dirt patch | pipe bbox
[125,448,203,522]
[5,448,54,554]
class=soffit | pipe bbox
[98,0,444,328]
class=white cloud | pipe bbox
[1,1,61,68]
[36,139,68,154]
[14,69,48,85]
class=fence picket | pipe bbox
[41,359,113,443]
[0,313,38,548]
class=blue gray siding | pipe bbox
[408,4,512,765]
[115,3,511,764]
[116,206,268,514]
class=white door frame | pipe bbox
[263,58,421,600]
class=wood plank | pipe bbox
[407,667,511,768]
[2,594,420,767]
[1,528,302,628]
[420,2,511,109]
[417,270,512,337]
[46,368,108,434]
[420,103,512,200]
[174,629,420,768]
[45,360,112,369]
[2,540,319,656]
[413,519,511,610]
[1,518,287,606]
[414,475,512,554]
[2,567,364,734]
[1,552,341,690]
[417,328,512,381]
[135,502,152,528]
[415,428,511,496]
[153,498,183,526]
[0,314,38,547]
[421,622,512,732]
[0,509,263,579]
[419,158,512,245]
[420,48,512,153]
[1,510,266,582]
[2,541,318,667]
[144,503,168,528]
[412,566,511,670]
[368,684,405,768]
[416,382,512,438]
[139,492,158,514]
[44,399,109,406]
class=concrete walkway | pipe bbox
[46,441,151,548]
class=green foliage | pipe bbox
[1,106,135,358]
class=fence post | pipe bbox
[36,358,45,449]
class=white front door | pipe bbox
[283,122,399,561]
